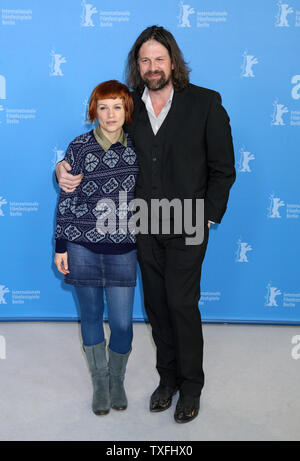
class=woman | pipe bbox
[54,80,139,416]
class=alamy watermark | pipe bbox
[291,335,300,360]
[0,335,6,360]
[95,192,205,245]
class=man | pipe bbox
[56,26,236,423]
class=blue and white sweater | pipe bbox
[55,130,139,254]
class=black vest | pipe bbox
[127,91,170,203]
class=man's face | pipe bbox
[138,39,174,91]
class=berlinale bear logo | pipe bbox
[241,51,258,78]
[275,1,293,27]
[81,0,98,27]
[0,285,9,305]
[265,283,282,307]
[0,197,7,217]
[268,194,285,218]
[0,75,6,100]
[238,147,255,173]
[271,99,289,126]
[178,1,195,27]
[49,50,67,77]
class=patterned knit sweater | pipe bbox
[55,130,139,254]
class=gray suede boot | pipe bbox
[83,341,110,415]
[108,347,131,410]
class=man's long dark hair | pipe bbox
[125,25,191,92]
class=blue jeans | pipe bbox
[65,242,137,354]
[75,285,134,354]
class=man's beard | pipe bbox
[142,70,171,91]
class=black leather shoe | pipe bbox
[150,384,178,412]
[174,395,200,423]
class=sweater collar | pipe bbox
[93,125,127,152]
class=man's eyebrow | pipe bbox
[139,55,166,60]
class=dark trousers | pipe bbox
[136,227,209,397]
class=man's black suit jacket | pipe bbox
[125,83,236,224]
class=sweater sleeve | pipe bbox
[54,142,82,251]
[55,238,67,253]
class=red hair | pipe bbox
[88,80,133,124]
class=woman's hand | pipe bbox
[54,252,70,275]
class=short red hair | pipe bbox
[88,80,133,124]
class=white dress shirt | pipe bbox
[141,86,174,135]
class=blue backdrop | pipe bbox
[1,0,299,323]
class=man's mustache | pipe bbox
[144,71,165,78]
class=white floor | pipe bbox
[0,322,299,441]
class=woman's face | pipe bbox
[96,97,125,136]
